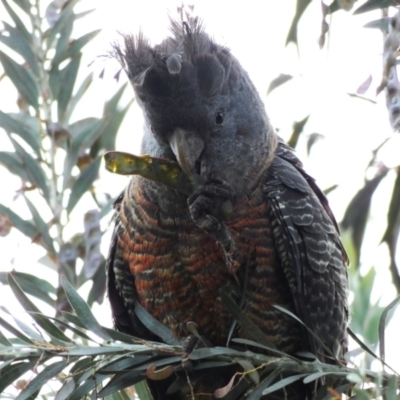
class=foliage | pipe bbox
[0,0,400,398]
[0,272,399,399]
[0,0,132,316]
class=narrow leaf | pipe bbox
[58,55,82,122]
[0,21,39,75]
[378,295,400,363]
[10,137,49,199]
[0,316,35,344]
[16,360,68,400]
[97,369,145,398]
[267,74,293,95]
[274,305,337,361]
[134,302,180,346]
[23,195,55,255]
[0,151,30,181]
[0,360,38,393]
[286,0,312,46]
[0,204,38,239]
[8,274,72,343]
[354,0,394,14]
[0,50,39,110]
[0,110,41,156]
[0,327,12,345]
[61,277,113,341]
[55,378,76,400]
[262,374,308,396]
[63,72,93,122]
[67,157,101,214]
[65,30,101,60]
[1,0,31,41]
[0,271,56,306]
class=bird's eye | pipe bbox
[215,112,224,125]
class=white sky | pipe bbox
[0,0,400,384]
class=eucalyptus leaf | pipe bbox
[65,30,101,61]
[10,137,49,199]
[0,271,56,306]
[0,111,41,156]
[7,274,72,343]
[58,55,82,122]
[63,72,93,122]
[0,151,29,181]
[0,50,39,110]
[61,277,113,341]
[0,22,39,76]
[97,369,146,398]
[0,203,38,239]
[262,373,308,396]
[0,360,38,393]
[23,195,55,255]
[67,157,101,214]
[134,302,180,346]
[1,0,31,41]
[55,378,76,400]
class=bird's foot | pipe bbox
[188,179,240,274]
[180,322,212,373]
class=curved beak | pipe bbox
[169,128,204,179]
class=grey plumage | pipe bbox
[108,16,349,399]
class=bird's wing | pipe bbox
[264,142,349,362]
[106,192,157,340]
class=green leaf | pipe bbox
[87,260,106,307]
[65,30,101,61]
[0,316,35,344]
[10,137,49,199]
[58,55,82,122]
[67,157,101,214]
[1,0,31,41]
[23,195,55,255]
[0,271,55,307]
[0,360,38,393]
[11,0,31,14]
[61,311,86,329]
[273,305,337,361]
[63,72,93,122]
[0,151,30,181]
[0,50,39,110]
[247,369,282,400]
[267,73,293,95]
[61,277,113,341]
[262,374,308,396]
[97,370,145,398]
[55,378,76,400]
[303,371,348,384]
[286,0,312,46]
[63,118,104,190]
[90,84,133,157]
[68,374,111,400]
[16,360,68,400]
[52,14,74,66]
[0,111,41,156]
[0,203,38,239]
[46,0,80,49]
[134,302,180,346]
[0,22,39,76]
[0,327,12,346]
[8,274,72,343]
[1,306,44,342]
[378,295,400,363]
[354,0,395,14]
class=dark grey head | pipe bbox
[115,17,277,201]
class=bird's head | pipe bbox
[115,17,277,201]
